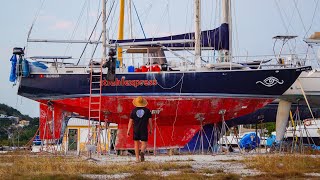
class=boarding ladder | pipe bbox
[87,61,103,155]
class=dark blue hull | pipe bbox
[226,102,320,127]
[18,67,308,100]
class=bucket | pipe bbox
[128,66,135,72]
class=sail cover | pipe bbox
[110,23,229,50]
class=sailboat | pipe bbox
[10,0,310,150]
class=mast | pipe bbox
[128,0,134,65]
[118,0,125,67]
[102,0,107,62]
[221,0,231,62]
[128,0,133,42]
[194,0,201,68]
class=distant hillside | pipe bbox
[0,103,38,146]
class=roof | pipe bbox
[67,118,117,127]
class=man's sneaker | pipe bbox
[140,152,145,162]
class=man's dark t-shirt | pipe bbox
[130,107,152,141]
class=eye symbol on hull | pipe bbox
[256,76,284,87]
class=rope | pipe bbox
[133,1,147,38]
[25,128,39,148]
[293,0,308,36]
[297,79,315,119]
[64,0,89,56]
[154,73,185,90]
[304,0,320,38]
[274,0,295,52]
[170,73,184,141]
[89,0,116,62]
[27,0,46,40]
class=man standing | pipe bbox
[127,96,153,162]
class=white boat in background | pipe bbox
[285,118,320,145]
[219,126,268,147]
[282,68,320,107]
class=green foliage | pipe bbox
[242,122,276,136]
[264,122,276,136]
[0,103,38,146]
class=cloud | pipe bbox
[38,15,56,21]
[51,20,73,30]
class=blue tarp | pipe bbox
[9,55,17,82]
[239,132,260,150]
[32,61,48,69]
[266,134,276,147]
[111,23,229,50]
[33,135,41,145]
[312,145,320,150]
[22,59,30,77]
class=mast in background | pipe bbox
[194,0,201,69]
[118,0,125,67]
[221,0,231,62]
[102,0,107,62]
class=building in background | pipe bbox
[62,118,118,155]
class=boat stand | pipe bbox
[217,109,234,154]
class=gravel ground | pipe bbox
[83,152,262,178]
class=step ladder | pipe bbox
[87,61,103,155]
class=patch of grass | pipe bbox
[11,174,87,180]
[165,173,209,180]
[0,155,193,179]
[187,157,195,161]
[128,172,209,180]
[127,173,163,180]
[132,162,192,172]
[181,168,196,174]
[218,173,241,180]
[246,173,313,180]
[166,172,240,180]
[215,168,225,173]
[199,168,215,174]
[218,159,239,163]
[244,155,320,178]
[0,155,15,163]
[170,158,195,162]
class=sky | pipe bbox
[0,0,319,117]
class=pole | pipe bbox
[128,0,134,65]
[200,120,204,154]
[118,0,125,67]
[221,0,231,62]
[154,114,157,156]
[194,0,201,69]
[102,0,107,63]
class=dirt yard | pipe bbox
[0,151,320,179]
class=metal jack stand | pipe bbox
[152,110,161,156]
[219,109,231,153]
[194,114,206,155]
[212,123,219,154]
[85,145,99,162]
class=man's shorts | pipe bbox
[133,131,148,141]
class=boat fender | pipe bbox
[22,59,30,77]
[151,65,161,72]
[141,65,149,72]
[135,68,142,72]
[304,119,311,126]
